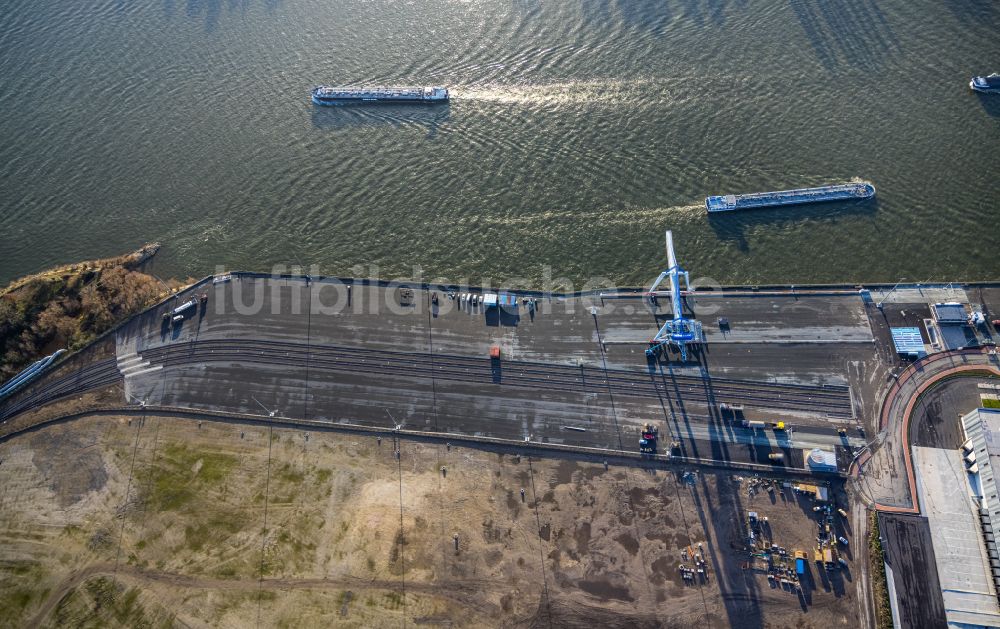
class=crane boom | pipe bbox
[645,229,703,361]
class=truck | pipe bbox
[794,551,807,575]
[823,548,835,570]
[768,452,785,463]
[743,419,766,430]
[172,299,197,317]
[639,423,658,455]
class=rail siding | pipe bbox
[0,404,846,480]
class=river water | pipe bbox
[1,0,998,288]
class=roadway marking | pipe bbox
[123,365,163,378]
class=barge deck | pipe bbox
[706,181,875,212]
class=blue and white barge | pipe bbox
[705,181,875,213]
[970,74,1000,93]
[311,85,449,105]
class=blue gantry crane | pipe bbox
[645,230,703,361]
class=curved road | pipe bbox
[854,348,1000,513]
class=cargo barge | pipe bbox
[705,181,875,212]
[311,85,449,105]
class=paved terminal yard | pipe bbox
[13,274,994,627]
[70,275,888,473]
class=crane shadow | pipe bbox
[788,0,900,71]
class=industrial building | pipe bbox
[911,445,1000,628]
[804,448,838,473]
[961,408,1000,596]
[894,408,1000,629]
[933,302,970,325]
[928,301,982,351]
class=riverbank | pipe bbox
[0,244,169,380]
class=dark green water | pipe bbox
[1,0,998,287]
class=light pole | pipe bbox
[251,396,278,418]
[876,279,907,310]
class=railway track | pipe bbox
[141,339,854,417]
[0,339,855,421]
[0,358,121,420]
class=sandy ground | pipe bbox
[0,414,860,628]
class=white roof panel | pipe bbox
[913,446,1000,627]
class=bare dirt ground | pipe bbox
[0,414,860,628]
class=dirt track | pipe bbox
[28,562,502,628]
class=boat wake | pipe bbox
[477,203,705,229]
[454,77,691,107]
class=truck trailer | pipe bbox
[172,299,197,316]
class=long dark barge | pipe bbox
[705,181,875,213]
[311,85,449,105]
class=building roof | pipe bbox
[934,302,968,324]
[913,445,1000,628]
[878,513,947,629]
[805,448,838,472]
[891,327,927,357]
[961,408,1000,615]
[963,409,1000,523]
